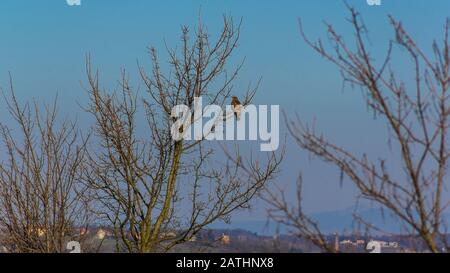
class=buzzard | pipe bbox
[231,96,242,121]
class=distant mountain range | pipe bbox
[308,206,403,234]
[211,206,450,235]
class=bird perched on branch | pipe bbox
[231,96,242,121]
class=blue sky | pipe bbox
[1,0,449,230]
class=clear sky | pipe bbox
[1,0,450,230]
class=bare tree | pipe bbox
[267,5,450,253]
[83,16,281,253]
[0,78,92,253]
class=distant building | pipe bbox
[162,232,177,239]
[78,227,90,236]
[96,229,106,240]
[220,234,231,245]
[340,240,355,246]
[388,242,399,248]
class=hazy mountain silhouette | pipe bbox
[211,206,450,235]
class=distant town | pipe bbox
[0,227,436,253]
